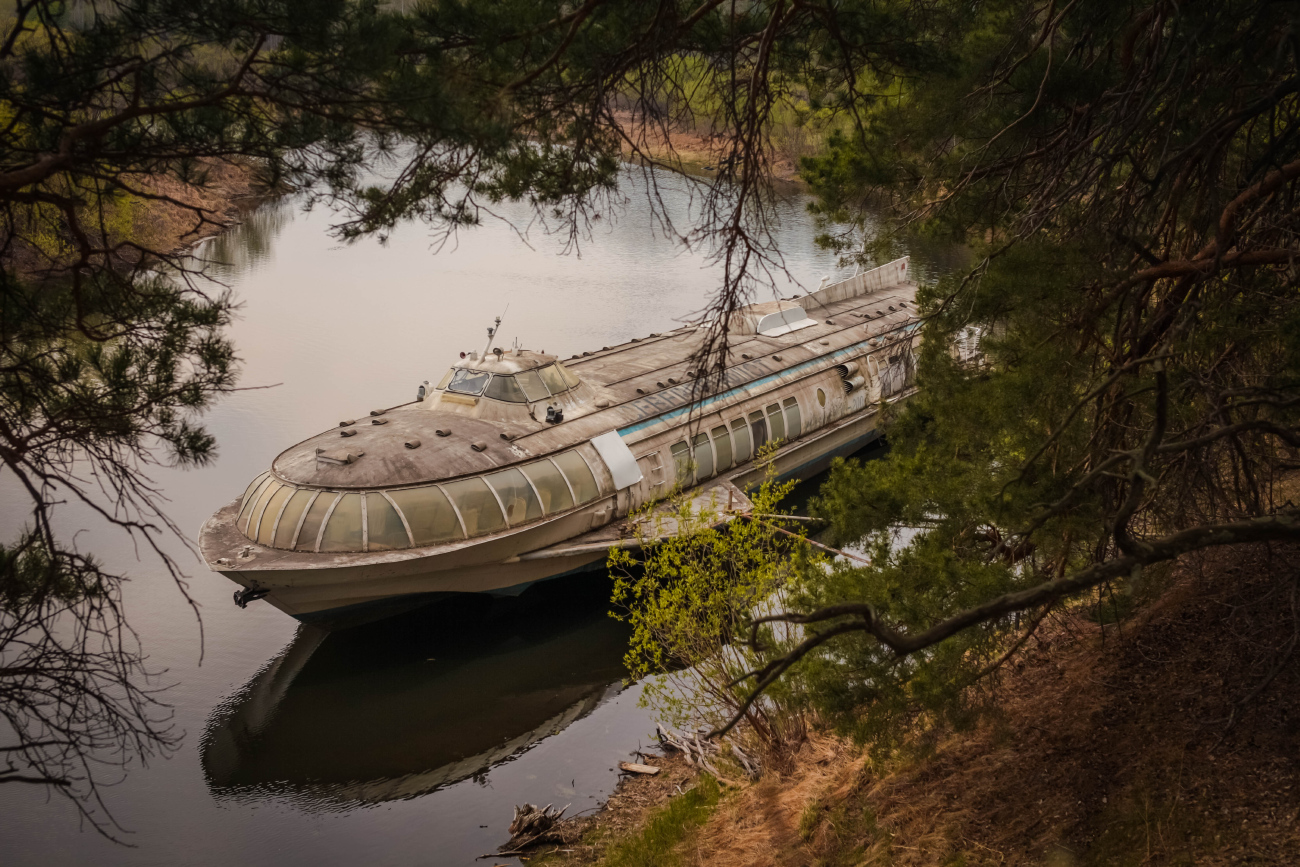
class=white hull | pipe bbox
[210,404,891,624]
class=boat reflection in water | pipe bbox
[201,573,631,808]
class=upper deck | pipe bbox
[270,259,919,490]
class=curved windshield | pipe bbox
[484,374,528,403]
[538,364,569,395]
[557,362,582,389]
[447,368,491,395]
[515,369,550,402]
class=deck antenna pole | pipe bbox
[481,304,509,357]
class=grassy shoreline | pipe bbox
[526,542,1300,866]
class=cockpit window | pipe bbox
[484,374,528,403]
[447,368,490,395]
[539,364,569,395]
[515,369,550,402]
[557,362,582,389]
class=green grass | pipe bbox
[595,775,722,867]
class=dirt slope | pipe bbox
[684,543,1300,866]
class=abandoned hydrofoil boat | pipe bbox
[198,257,920,623]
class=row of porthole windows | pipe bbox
[667,397,803,487]
[235,450,603,553]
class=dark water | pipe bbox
[0,168,953,866]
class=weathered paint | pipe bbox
[198,258,920,622]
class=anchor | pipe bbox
[233,586,270,608]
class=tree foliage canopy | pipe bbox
[726,0,1300,747]
[0,0,858,831]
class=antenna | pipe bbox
[481,304,509,358]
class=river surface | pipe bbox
[0,168,959,866]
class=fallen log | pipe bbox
[618,761,661,775]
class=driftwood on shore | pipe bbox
[656,724,761,780]
[497,802,573,852]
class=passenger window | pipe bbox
[257,484,294,546]
[239,472,269,511]
[320,493,364,552]
[274,488,315,549]
[486,468,544,526]
[553,451,600,504]
[448,368,491,395]
[783,397,802,439]
[766,403,785,442]
[711,426,733,472]
[692,432,714,480]
[516,369,550,402]
[442,477,507,537]
[295,492,336,551]
[730,418,751,463]
[749,411,768,451]
[388,486,463,545]
[247,480,282,539]
[238,474,273,534]
[522,460,575,514]
[366,493,411,551]
[485,374,528,403]
[670,441,693,486]
[539,365,569,395]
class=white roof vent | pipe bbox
[756,304,818,337]
[733,300,818,337]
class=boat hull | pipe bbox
[209,403,890,625]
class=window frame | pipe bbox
[313,492,344,553]
[670,440,693,487]
[432,485,470,540]
[730,418,751,464]
[516,368,551,402]
[538,364,569,396]
[485,467,545,527]
[284,490,321,550]
[365,491,415,550]
[248,480,283,542]
[260,484,295,546]
[691,431,714,481]
[748,410,768,451]
[447,367,492,396]
[766,403,785,443]
[521,458,577,515]
[484,373,529,403]
[782,396,802,440]
[710,425,734,473]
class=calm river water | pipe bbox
[0,168,958,866]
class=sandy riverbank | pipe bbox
[611,110,806,185]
